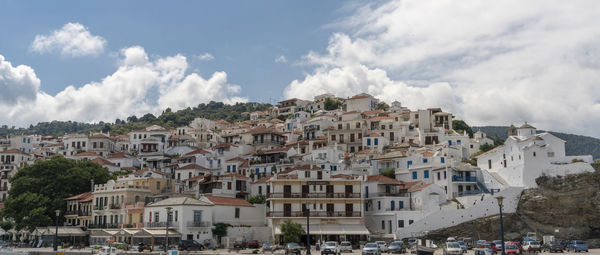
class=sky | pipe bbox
[1,0,599,138]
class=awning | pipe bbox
[114,228,140,236]
[42,227,86,237]
[274,224,369,236]
[133,228,181,237]
[90,229,115,238]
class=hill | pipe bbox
[474,126,600,159]
[0,101,272,137]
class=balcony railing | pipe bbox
[78,210,91,216]
[267,192,361,199]
[110,204,121,209]
[88,223,120,229]
[267,211,361,217]
[365,192,409,198]
[145,222,176,228]
[65,210,78,216]
[452,176,477,182]
[452,190,483,198]
[94,205,105,210]
[186,221,212,227]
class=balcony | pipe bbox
[78,211,91,216]
[267,192,361,199]
[186,221,212,227]
[65,210,78,216]
[365,192,409,198]
[452,176,477,182]
[145,222,174,228]
[88,223,120,229]
[109,204,121,210]
[267,211,361,218]
[94,205,105,210]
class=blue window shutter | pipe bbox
[374,138,378,145]
[412,172,417,180]
[441,157,445,163]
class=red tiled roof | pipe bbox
[92,158,118,167]
[356,148,371,154]
[422,152,434,157]
[409,183,432,192]
[89,134,110,139]
[107,152,128,159]
[204,195,253,207]
[252,176,271,183]
[65,192,93,201]
[74,152,99,157]
[363,109,383,115]
[226,157,246,162]
[343,111,359,115]
[0,149,29,155]
[211,143,237,149]
[185,149,210,156]
[177,164,209,170]
[279,98,299,103]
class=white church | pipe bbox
[477,123,594,188]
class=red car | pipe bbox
[247,240,261,249]
[485,242,498,254]
[508,242,523,253]
[504,243,520,255]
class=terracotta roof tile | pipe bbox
[204,195,253,207]
[409,183,432,192]
[92,158,118,167]
[177,164,209,170]
[64,192,93,201]
[185,149,211,156]
[366,175,402,184]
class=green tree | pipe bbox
[0,221,13,232]
[453,120,474,138]
[3,157,111,230]
[323,98,341,111]
[247,194,266,204]
[376,102,390,111]
[212,223,229,244]
[280,219,305,244]
[479,143,496,153]
[381,169,396,179]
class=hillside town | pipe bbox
[0,93,595,252]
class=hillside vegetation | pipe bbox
[474,126,600,159]
[0,101,271,137]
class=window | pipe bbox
[227,166,231,172]
[488,160,492,169]
[424,170,429,178]
[356,122,360,128]
[193,210,202,223]
[407,160,412,167]
[412,172,418,180]
[156,181,161,190]
[374,138,378,145]
[398,201,404,209]
[533,152,536,157]
[423,158,428,163]
[93,142,97,148]
[232,165,237,172]
[444,171,447,179]
[338,124,343,130]
[367,139,371,146]
[441,157,445,163]
[305,171,311,178]
[227,182,232,190]
[381,220,385,230]
[398,220,404,228]
[437,172,441,180]
[331,135,336,141]
[235,208,240,218]
[377,201,381,210]
[409,220,414,225]
[154,212,160,223]
[346,123,350,129]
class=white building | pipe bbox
[476,123,594,188]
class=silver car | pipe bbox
[363,243,380,255]
[376,241,388,252]
[340,241,353,253]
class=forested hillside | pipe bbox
[0,101,271,137]
[474,126,600,159]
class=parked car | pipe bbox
[233,240,247,249]
[544,241,564,253]
[247,240,261,249]
[456,241,467,253]
[493,240,503,252]
[444,242,463,255]
[339,241,353,253]
[388,241,406,254]
[285,242,302,255]
[523,241,541,253]
[476,240,487,246]
[474,243,493,255]
[321,241,340,255]
[178,240,204,251]
[484,242,497,254]
[504,243,519,255]
[567,240,588,252]
[376,241,388,252]
[363,243,381,255]
[137,243,151,252]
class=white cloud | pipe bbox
[0,55,40,105]
[275,55,287,63]
[30,22,106,57]
[0,47,247,126]
[196,53,215,61]
[285,0,600,138]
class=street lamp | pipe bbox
[165,207,172,252]
[496,196,506,255]
[305,201,311,255]
[54,210,60,251]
